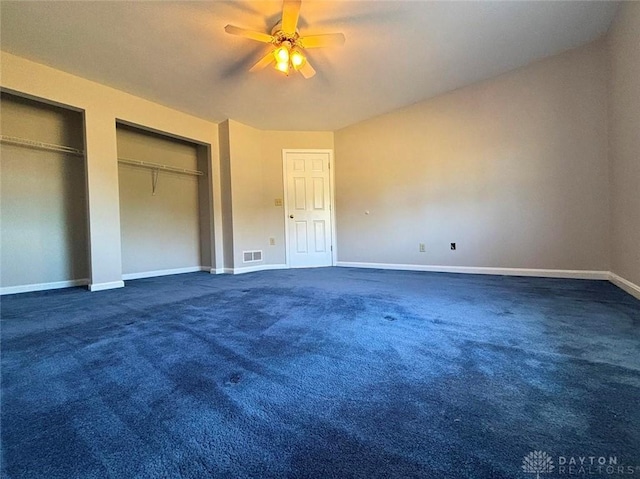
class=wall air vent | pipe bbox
[243,250,263,263]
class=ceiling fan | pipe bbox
[224,0,346,79]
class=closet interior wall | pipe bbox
[116,124,205,277]
[0,91,88,291]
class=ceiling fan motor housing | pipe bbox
[271,22,300,45]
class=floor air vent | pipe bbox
[243,250,263,263]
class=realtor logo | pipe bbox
[523,451,555,479]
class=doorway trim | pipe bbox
[282,149,337,268]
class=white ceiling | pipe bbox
[0,1,619,131]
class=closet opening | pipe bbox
[115,122,212,280]
[0,91,89,294]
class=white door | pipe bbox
[284,150,333,268]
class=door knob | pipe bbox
[289,214,294,219]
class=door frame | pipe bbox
[282,149,337,268]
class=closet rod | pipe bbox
[117,157,204,176]
[0,135,84,156]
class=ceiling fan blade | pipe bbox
[224,25,274,43]
[281,0,301,34]
[299,33,346,49]
[298,60,316,79]
[249,50,275,72]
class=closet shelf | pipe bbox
[117,157,204,176]
[0,135,84,156]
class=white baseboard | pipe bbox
[122,266,207,281]
[0,278,89,295]
[89,280,125,292]
[209,268,234,274]
[335,262,610,280]
[608,272,640,300]
[4,265,636,302]
[230,264,287,275]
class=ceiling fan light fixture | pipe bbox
[274,41,291,63]
[275,60,290,75]
[291,49,306,70]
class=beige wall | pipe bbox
[223,123,334,269]
[218,120,234,269]
[608,2,640,287]
[116,125,202,275]
[260,130,335,265]
[197,144,214,269]
[1,93,88,288]
[335,40,610,272]
[227,120,266,268]
[0,51,223,289]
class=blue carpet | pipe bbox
[1,268,639,478]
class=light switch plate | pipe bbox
[274,198,283,207]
